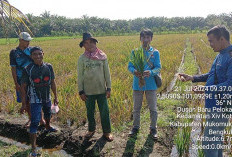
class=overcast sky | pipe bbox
[10,0,232,20]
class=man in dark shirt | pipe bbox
[10,32,33,126]
[20,46,59,157]
[179,25,232,157]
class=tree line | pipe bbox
[1,11,232,37]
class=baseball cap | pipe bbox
[19,32,33,41]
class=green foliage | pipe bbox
[1,12,232,38]
[174,126,191,157]
[197,142,205,157]
[130,47,145,73]
[0,0,32,36]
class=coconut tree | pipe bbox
[0,0,32,36]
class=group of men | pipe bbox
[10,25,232,157]
[10,32,58,156]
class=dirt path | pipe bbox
[0,112,173,157]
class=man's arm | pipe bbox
[178,73,209,82]
[149,51,161,76]
[128,51,136,74]
[20,68,29,113]
[51,79,58,105]
[103,59,111,98]
[213,59,232,90]
[11,67,20,91]
[192,73,209,83]
[77,56,87,101]
[20,83,27,114]
[48,64,58,105]
[10,50,20,91]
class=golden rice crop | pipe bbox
[0,34,186,127]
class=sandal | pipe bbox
[29,152,37,157]
[103,133,114,142]
[38,124,45,131]
[84,131,95,139]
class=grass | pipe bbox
[0,36,81,45]
[0,139,71,157]
[0,140,30,157]
[173,39,199,156]
[174,126,191,157]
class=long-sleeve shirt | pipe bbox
[128,46,161,91]
[193,45,232,109]
[77,54,111,95]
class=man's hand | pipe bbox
[106,91,111,98]
[178,73,194,82]
[80,94,88,101]
[134,70,142,78]
[15,83,21,92]
[20,105,26,114]
[54,97,59,106]
[143,70,151,77]
[192,85,205,94]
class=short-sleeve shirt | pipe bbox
[21,62,55,103]
[9,47,33,82]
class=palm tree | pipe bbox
[0,0,32,36]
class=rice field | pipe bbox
[189,34,217,74]
[3,33,232,156]
[0,34,198,128]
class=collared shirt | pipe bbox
[21,62,55,103]
[128,46,161,91]
[9,47,32,82]
[193,45,232,109]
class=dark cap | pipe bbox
[79,32,98,48]
[30,46,43,54]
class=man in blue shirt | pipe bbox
[10,32,33,126]
[179,25,232,157]
[128,29,161,139]
[10,32,45,128]
[10,32,33,102]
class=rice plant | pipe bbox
[174,126,191,157]
[129,47,146,87]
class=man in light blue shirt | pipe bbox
[128,29,161,139]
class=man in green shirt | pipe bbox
[78,32,113,142]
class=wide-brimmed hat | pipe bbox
[18,32,33,41]
[79,32,98,48]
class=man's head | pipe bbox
[140,29,153,49]
[30,46,44,65]
[79,32,98,52]
[18,32,33,50]
[207,25,230,52]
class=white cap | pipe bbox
[18,32,33,41]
